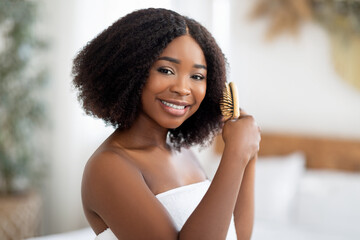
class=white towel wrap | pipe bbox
[95,180,237,239]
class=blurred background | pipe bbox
[1,0,360,239]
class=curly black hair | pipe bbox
[72,8,227,149]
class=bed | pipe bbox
[28,133,360,240]
[250,133,360,240]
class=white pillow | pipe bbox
[295,170,360,237]
[255,152,306,223]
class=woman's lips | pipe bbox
[159,99,190,117]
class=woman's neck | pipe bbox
[113,113,170,151]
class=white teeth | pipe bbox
[161,100,185,110]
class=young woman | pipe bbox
[73,8,261,240]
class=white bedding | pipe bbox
[252,220,359,240]
[252,152,360,240]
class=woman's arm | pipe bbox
[179,114,260,240]
[234,155,256,240]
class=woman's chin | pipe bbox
[160,119,185,130]
[165,123,183,130]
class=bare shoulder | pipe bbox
[81,147,177,239]
[81,147,141,205]
[82,149,134,208]
[83,147,138,178]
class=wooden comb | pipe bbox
[220,82,240,121]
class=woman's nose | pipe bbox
[169,77,191,96]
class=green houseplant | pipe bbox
[0,0,47,238]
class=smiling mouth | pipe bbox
[160,100,186,110]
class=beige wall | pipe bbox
[229,0,360,139]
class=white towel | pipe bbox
[95,180,237,239]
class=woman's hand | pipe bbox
[222,109,261,164]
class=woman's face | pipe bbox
[141,35,207,129]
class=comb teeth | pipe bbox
[220,82,240,120]
[220,84,234,120]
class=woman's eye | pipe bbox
[157,68,173,75]
[192,74,205,80]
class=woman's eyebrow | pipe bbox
[158,56,207,70]
[194,64,207,70]
[158,56,180,64]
